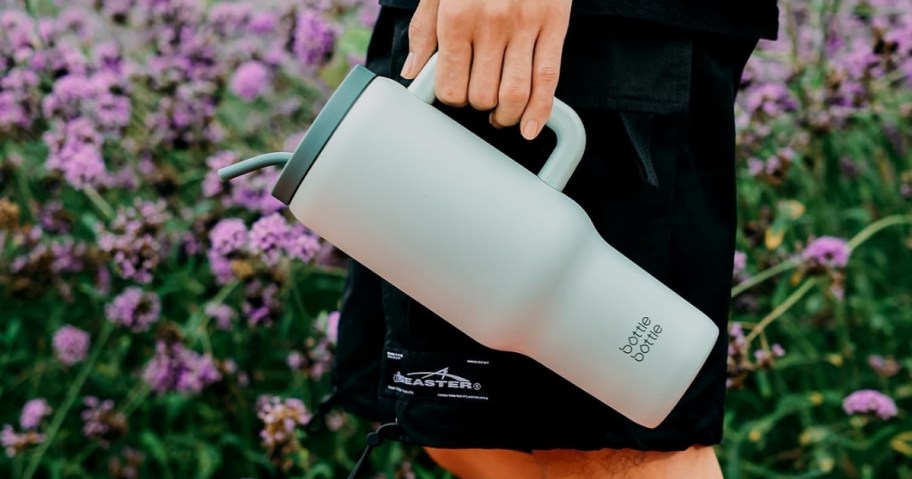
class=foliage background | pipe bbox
[1,0,911,478]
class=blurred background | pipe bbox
[0,0,910,478]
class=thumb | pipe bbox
[401,0,439,79]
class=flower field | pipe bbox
[1,0,911,478]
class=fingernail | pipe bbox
[521,120,539,140]
[489,112,503,129]
[401,52,415,78]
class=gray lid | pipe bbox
[272,65,377,204]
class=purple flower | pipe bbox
[325,310,339,344]
[746,157,764,177]
[868,354,901,377]
[248,213,291,266]
[285,224,322,262]
[97,200,171,283]
[105,287,162,332]
[287,351,305,370]
[20,399,52,430]
[209,219,248,256]
[228,168,284,214]
[248,12,278,35]
[229,61,271,102]
[242,280,281,327]
[53,325,90,366]
[733,250,747,277]
[802,236,851,269]
[842,389,898,420]
[81,396,127,447]
[2,424,45,458]
[101,0,133,22]
[142,340,221,395]
[43,118,109,189]
[205,303,236,330]
[771,343,785,357]
[38,200,70,234]
[42,72,131,131]
[208,2,253,36]
[257,396,311,449]
[292,10,336,68]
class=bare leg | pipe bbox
[425,447,544,479]
[425,445,722,479]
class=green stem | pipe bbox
[731,214,912,297]
[744,279,818,344]
[81,185,115,221]
[184,280,239,349]
[22,321,115,479]
[65,282,240,471]
[732,259,799,298]
[120,383,152,417]
[845,214,912,251]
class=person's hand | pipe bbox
[400,0,572,140]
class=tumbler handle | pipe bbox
[407,53,586,192]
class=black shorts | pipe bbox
[330,7,759,452]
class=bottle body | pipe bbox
[286,76,718,428]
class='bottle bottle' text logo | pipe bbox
[619,316,663,362]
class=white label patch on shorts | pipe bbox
[382,350,490,401]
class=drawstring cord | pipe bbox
[347,421,404,479]
[302,392,405,478]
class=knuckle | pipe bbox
[500,83,530,105]
[437,86,466,106]
[407,21,429,45]
[492,109,521,127]
[535,65,560,84]
[469,92,497,111]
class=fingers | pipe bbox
[401,0,439,79]
[435,2,473,107]
[490,36,534,128]
[467,35,505,111]
[403,0,571,140]
[519,22,568,140]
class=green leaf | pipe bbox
[140,431,169,469]
[195,443,222,479]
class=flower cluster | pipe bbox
[287,310,338,379]
[105,287,162,332]
[726,322,787,390]
[20,398,53,430]
[293,10,338,68]
[81,396,128,447]
[2,399,52,457]
[1,425,45,458]
[3,223,93,299]
[867,354,901,377]
[257,395,311,469]
[242,279,283,327]
[802,236,851,270]
[107,447,145,479]
[207,214,322,285]
[800,235,851,299]
[736,0,912,185]
[0,11,43,133]
[842,389,898,420]
[142,340,222,395]
[53,324,91,367]
[205,303,237,331]
[98,199,172,284]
